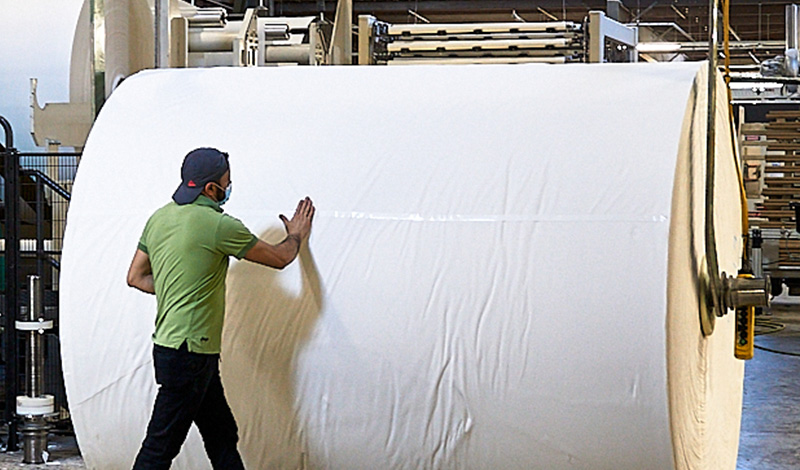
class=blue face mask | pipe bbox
[215,182,232,206]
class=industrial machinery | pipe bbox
[729,4,800,103]
[31,1,639,151]
[177,7,324,67]
[15,276,55,464]
[357,10,637,65]
[31,0,331,152]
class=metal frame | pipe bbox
[329,0,353,64]
[90,0,106,115]
[358,15,378,65]
[1,116,19,451]
[234,7,259,66]
[587,10,638,63]
[156,0,170,68]
[369,17,585,65]
[387,21,578,35]
[0,116,79,451]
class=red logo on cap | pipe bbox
[188,180,197,187]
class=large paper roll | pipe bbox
[60,62,744,469]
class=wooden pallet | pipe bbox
[756,221,792,228]
[764,165,800,173]
[762,189,800,196]
[766,144,800,152]
[766,155,800,162]
[762,198,800,205]
[756,111,800,230]
[766,110,800,119]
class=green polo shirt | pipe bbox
[138,195,258,354]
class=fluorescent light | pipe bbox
[636,42,681,53]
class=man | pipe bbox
[126,147,314,469]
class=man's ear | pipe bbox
[203,182,217,200]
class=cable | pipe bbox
[754,318,785,335]
[763,259,794,266]
[754,344,800,357]
[721,0,751,262]
[752,318,800,356]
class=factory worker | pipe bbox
[126,147,314,470]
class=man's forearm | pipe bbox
[130,275,155,294]
[244,235,303,269]
[127,249,154,294]
[276,234,302,266]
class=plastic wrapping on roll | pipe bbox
[60,62,744,469]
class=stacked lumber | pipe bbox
[757,110,800,230]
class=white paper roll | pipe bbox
[60,62,744,469]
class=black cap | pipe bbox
[173,148,229,205]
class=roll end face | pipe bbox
[699,257,716,337]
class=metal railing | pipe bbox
[0,116,79,450]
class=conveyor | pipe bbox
[386,21,580,36]
[359,12,637,66]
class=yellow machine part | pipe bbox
[735,273,756,360]
[735,306,755,360]
[723,0,757,362]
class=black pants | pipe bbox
[132,343,245,470]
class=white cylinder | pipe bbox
[265,44,311,64]
[61,63,744,470]
[16,395,54,416]
[188,22,238,53]
[263,23,290,40]
[788,4,800,52]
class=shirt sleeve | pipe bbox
[215,214,259,259]
[137,218,150,254]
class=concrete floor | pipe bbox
[0,307,794,469]
[737,304,800,470]
[0,435,84,469]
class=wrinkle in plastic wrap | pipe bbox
[60,63,744,469]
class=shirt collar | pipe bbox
[193,194,223,213]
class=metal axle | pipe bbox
[18,275,52,464]
[721,273,770,312]
[700,267,770,337]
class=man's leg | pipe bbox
[193,360,245,470]
[133,344,213,470]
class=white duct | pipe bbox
[60,62,744,469]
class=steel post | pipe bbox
[1,116,19,451]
